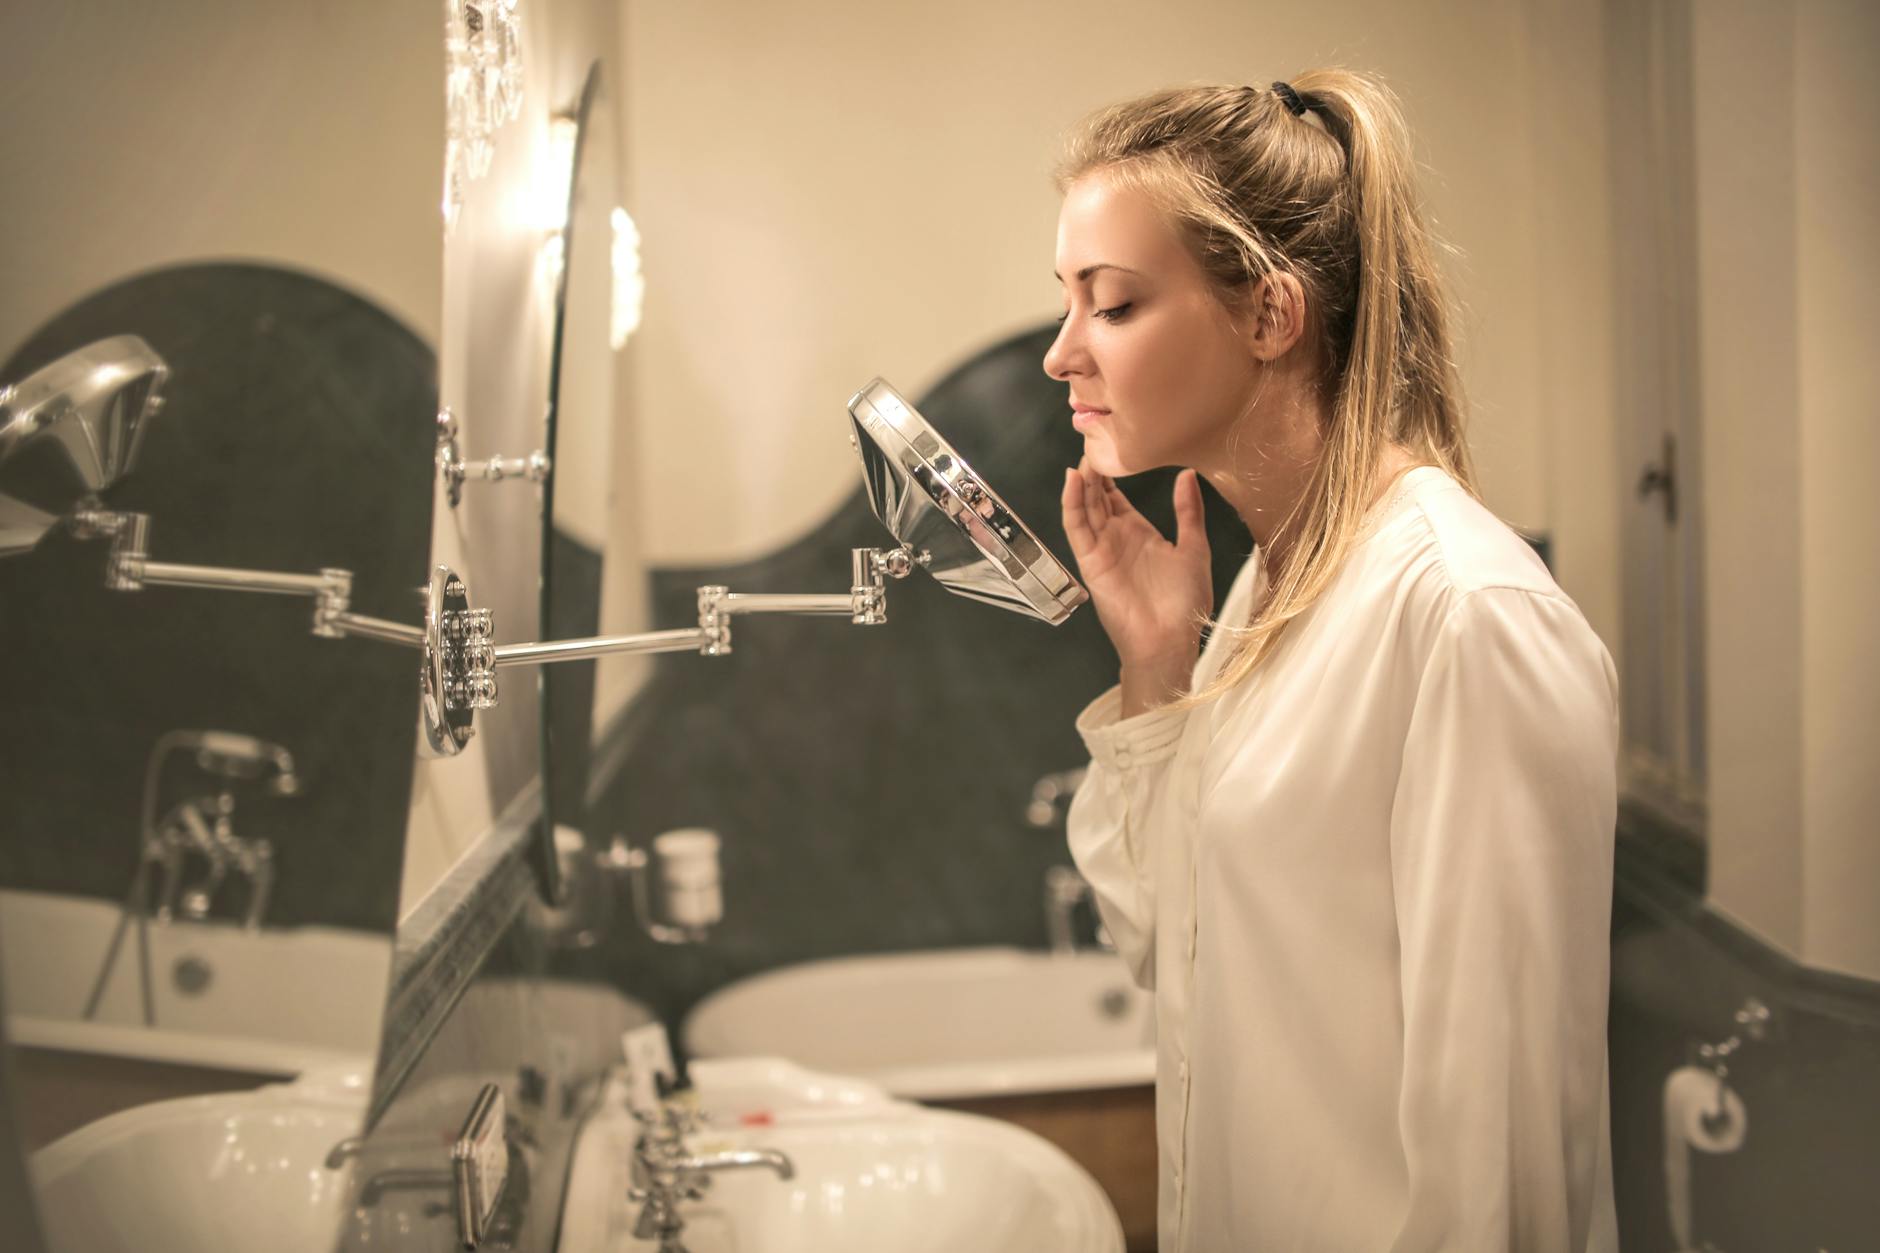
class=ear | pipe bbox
[1245,273,1309,362]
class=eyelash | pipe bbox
[1056,302,1134,325]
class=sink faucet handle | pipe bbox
[670,1147,795,1182]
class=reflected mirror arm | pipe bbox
[72,506,425,644]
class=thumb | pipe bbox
[1173,469,1209,558]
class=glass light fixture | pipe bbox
[442,0,526,230]
[535,114,580,233]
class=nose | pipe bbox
[1042,317,1084,381]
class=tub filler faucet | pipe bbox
[628,1089,795,1253]
[1025,766,1087,827]
[81,729,299,1025]
[1044,865,1114,956]
[150,791,276,928]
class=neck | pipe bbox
[1194,383,1328,578]
[1193,384,1421,581]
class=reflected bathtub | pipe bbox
[0,888,389,1075]
[683,946,1155,1099]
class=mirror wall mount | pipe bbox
[436,406,550,508]
[415,543,925,752]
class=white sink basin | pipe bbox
[559,1061,1122,1253]
[30,1072,368,1253]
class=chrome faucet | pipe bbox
[1044,865,1113,956]
[81,730,299,1026]
[1026,766,1087,827]
[628,1090,794,1253]
[151,789,276,928]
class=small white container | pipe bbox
[653,828,722,929]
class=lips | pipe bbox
[1070,403,1108,432]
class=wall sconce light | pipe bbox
[610,207,644,350]
[442,0,526,230]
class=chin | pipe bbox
[1079,430,1137,478]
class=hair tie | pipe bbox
[1271,81,1307,116]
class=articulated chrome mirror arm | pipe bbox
[488,543,926,669]
[60,505,925,758]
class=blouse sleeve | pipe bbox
[1386,587,1619,1253]
[1065,688,1191,990]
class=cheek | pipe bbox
[1107,310,1238,439]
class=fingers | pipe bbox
[1101,475,1130,519]
[1087,468,1110,527]
[1174,468,1210,558]
[1062,467,1096,555]
[1079,456,1111,529]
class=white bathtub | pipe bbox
[683,947,1155,1101]
[0,888,389,1075]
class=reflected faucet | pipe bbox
[1044,865,1113,957]
[1025,767,1086,827]
[154,792,276,928]
[81,729,301,1026]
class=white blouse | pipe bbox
[1067,466,1620,1252]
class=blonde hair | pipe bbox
[1056,71,1477,702]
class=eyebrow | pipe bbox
[1052,263,1142,283]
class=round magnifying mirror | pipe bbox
[847,377,1088,625]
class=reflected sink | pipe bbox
[559,1061,1123,1252]
[30,1072,368,1253]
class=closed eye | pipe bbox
[1055,302,1134,325]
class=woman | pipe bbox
[1051,73,1619,1251]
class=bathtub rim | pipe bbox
[683,945,1157,1101]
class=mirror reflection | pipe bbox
[0,2,440,1242]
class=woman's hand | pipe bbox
[1061,459,1212,716]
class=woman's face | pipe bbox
[1043,170,1262,477]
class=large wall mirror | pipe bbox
[0,2,441,1246]
[539,62,621,900]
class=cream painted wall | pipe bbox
[1692,0,1880,979]
[0,3,441,356]
[1691,0,1808,957]
[1795,0,1880,978]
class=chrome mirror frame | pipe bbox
[846,377,1088,625]
[0,335,168,556]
